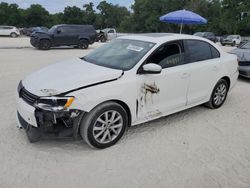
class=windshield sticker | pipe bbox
[127,45,144,52]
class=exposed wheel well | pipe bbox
[111,100,132,126]
[79,38,89,43]
[221,76,231,89]
[76,100,132,137]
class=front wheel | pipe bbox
[38,39,51,50]
[205,79,229,109]
[80,102,128,149]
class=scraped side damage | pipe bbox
[137,82,161,119]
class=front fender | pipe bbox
[68,78,137,124]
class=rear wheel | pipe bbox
[78,39,89,49]
[38,39,51,50]
[10,32,17,38]
[205,79,229,109]
[100,36,107,43]
[80,102,128,149]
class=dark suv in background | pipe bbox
[193,32,217,43]
[30,24,97,50]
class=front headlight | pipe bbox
[34,96,75,111]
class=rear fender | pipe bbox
[78,36,90,43]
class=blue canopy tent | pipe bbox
[160,9,207,33]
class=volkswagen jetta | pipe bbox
[16,33,239,149]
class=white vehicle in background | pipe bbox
[16,33,239,149]
[103,28,117,41]
[221,35,241,46]
[0,26,20,37]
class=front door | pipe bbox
[53,26,74,46]
[136,40,190,121]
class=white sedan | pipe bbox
[16,33,239,149]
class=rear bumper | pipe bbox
[239,66,250,78]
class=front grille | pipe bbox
[239,61,250,66]
[19,86,39,105]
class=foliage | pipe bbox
[0,0,250,35]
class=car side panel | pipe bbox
[187,58,222,105]
[68,75,138,125]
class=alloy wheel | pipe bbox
[93,110,123,144]
[213,83,227,106]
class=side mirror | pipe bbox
[139,63,162,74]
[56,30,61,34]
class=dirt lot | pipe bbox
[0,37,250,188]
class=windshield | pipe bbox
[83,39,155,70]
[194,32,204,37]
[239,41,250,49]
[227,35,236,39]
[48,26,57,33]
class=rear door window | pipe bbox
[185,40,220,63]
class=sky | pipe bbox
[1,0,134,13]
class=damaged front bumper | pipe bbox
[16,82,85,142]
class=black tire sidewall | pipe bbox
[211,80,229,109]
[80,102,128,149]
[101,36,106,42]
[10,32,17,38]
[39,39,50,50]
[79,39,89,49]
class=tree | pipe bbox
[83,2,96,24]
[62,6,84,24]
[25,4,50,27]
[96,1,130,29]
[0,3,23,26]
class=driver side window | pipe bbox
[146,41,185,69]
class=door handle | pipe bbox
[181,73,190,79]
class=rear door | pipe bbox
[184,40,221,106]
[0,26,9,35]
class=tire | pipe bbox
[205,79,229,109]
[38,39,51,50]
[232,41,236,47]
[78,39,89,49]
[80,102,128,149]
[100,36,107,43]
[10,32,17,38]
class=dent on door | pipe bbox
[136,82,161,120]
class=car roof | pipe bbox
[118,33,212,44]
[55,24,94,27]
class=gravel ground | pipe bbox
[0,37,250,188]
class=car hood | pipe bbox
[31,31,49,37]
[22,58,123,96]
[230,48,250,61]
